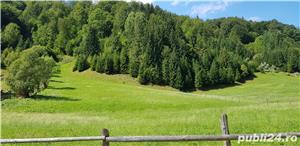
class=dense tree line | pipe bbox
[2,1,300,91]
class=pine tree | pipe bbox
[74,55,89,72]
[113,52,120,73]
[195,66,207,89]
[162,46,171,84]
[149,66,161,84]
[219,67,227,84]
[162,58,170,84]
[104,53,114,74]
[138,62,149,84]
[194,68,202,89]
[180,56,194,89]
[169,50,177,87]
[226,67,235,84]
[174,67,184,90]
[120,47,129,73]
[16,36,25,50]
[91,54,97,71]
[209,60,219,84]
[235,69,241,82]
[96,54,105,73]
[129,58,139,77]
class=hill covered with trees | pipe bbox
[2,1,300,91]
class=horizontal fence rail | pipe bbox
[1,136,105,144]
[105,133,300,142]
[2,133,300,144]
[1,114,300,145]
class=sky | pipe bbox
[121,0,300,27]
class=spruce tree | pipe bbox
[91,54,97,71]
[138,62,149,84]
[104,53,114,74]
[162,58,170,84]
[113,52,120,73]
[74,55,89,72]
[226,67,235,84]
[209,60,219,84]
[174,67,184,90]
[120,47,129,73]
[96,54,105,73]
[235,69,241,82]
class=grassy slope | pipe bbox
[1,62,300,146]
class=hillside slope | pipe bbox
[1,62,300,145]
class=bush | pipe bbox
[5,48,56,97]
[257,62,278,73]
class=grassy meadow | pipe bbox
[1,61,300,145]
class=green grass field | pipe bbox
[1,61,300,146]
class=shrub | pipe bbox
[5,48,56,97]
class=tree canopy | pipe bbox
[2,1,300,91]
[5,46,56,97]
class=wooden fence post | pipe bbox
[220,113,231,146]
[102,128,109,146]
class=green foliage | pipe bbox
[5,46,56,97]
[113,52,120,73]
[194,67,205,89]
[78,25,100,56]
[138,62,149,85]
[32,22,56,49]
[55,18,69,53]
[88,8,113,38]
[240,64,249,78]
[226,67,235,84]
[1,48,21,67]
[96,54,105,73]
[103,52,114,74]
[209,60,219,84]
[120,47,129,73]
[112,2,129,33]
[235,69,241,81]
[73,54,89,72]
[129,56,139,77]
[2,1,300,91]
[1,2,24,28]
[2,23,21,48]
[90,55,97,71]
[162,47,171,84]
[125,12,147,78]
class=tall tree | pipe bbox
[2,23,22,48]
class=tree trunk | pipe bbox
[16,90,29,98]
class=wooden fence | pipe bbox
[1,113,300,146]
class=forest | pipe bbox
[1,1,300,92]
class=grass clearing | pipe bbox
[1,62,300,145]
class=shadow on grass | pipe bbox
[49,79,64,83]
[1,91,14,100]
[190,74,257,92]
[239,74,257,83]
[198,82,241,91]
[32,95,80,101]
[51,74,61,78]
[47,86,76,90]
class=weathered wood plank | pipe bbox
[1,132,300,144]
[220,113,231,146]
[102,128,109,146]
[106,135,238,142]
[0,136,105,144]
[106,132,300,142]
